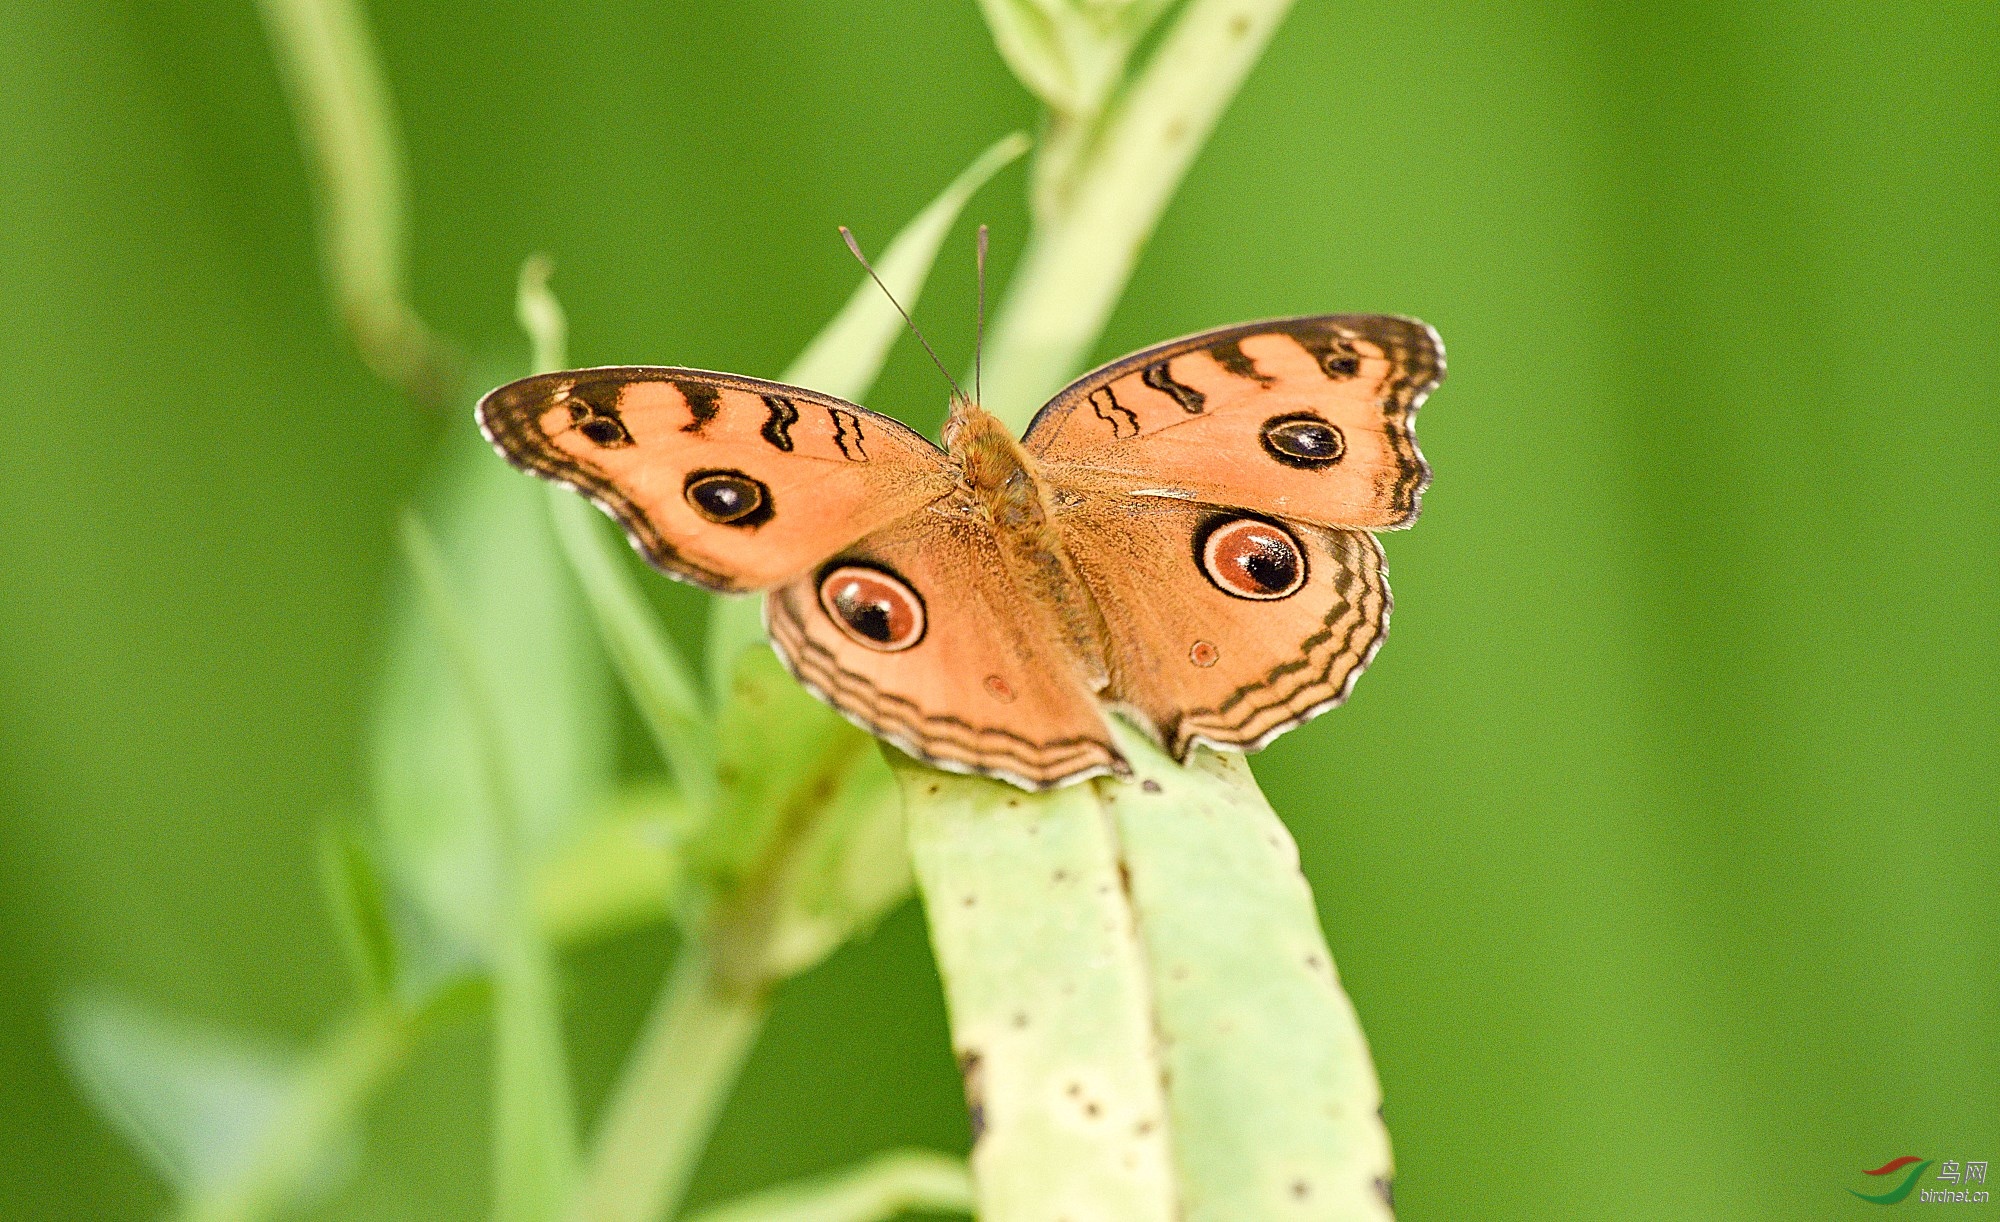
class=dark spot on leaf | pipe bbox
[1376,1176,1396,1209]
[1142,779,1162,793]
[1291,1178,1311,1200]
[1011,1011,1029,1029]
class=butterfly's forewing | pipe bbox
[479,367,957,593]
[1024,315,1441,530]
[764,507,1126,790]
[1052,485,1390,758]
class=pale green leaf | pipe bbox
[899,759,1176,1220]
[59,996,299,1195]
[1108,728,1394,1220]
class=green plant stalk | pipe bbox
[683,1149,973,1222]
[403,515,578,1222]
[179,1008,406,1222]
[254,0,457,406]
[904,0,1394,1217]
[979,0,1298,428]
[563,950,764,1222]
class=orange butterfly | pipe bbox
[479,314,1441,790]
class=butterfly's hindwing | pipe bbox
[764,507,1126,790]
[1052,486,1391,758]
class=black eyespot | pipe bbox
[579,417,630,446]
[684,469,772,527]
[818,563,926,651]
[1320,350,1361,379]
[564,389,634,447]
[1194,516,1307,600]
[1260,412,1346,469]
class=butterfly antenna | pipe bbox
[975,224,988,407]
[838,226,967,407]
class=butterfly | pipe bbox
[478,313,1441,790]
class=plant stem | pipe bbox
[979,0,1299,427]
[254,0,457,405]
[565,950,767,1222]
[683,1149,974,1222]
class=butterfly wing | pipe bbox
[1052,487,1390,759]
[478,367,957,592]
[764,505,1126,790]
[1024,315,1441,529]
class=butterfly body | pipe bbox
[480,314,1442,790]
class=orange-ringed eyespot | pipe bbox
[1197,517,1307,600]
[819,563,926,651]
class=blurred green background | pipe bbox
[2,0,1994,1218]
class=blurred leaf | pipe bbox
[516,252,568,376]
[688,648,871,905]
[975,0,1172,120]
[316,819,399,1002]
[59,996,302,1196]
[684,1149,974,1222]
[400,511,579,1219]
[700,651,910,985]
[535,785,689,945]
[753,745,909,982]
[781,130,1030,399]
[371,406,614,951]
[547,488,719,815]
